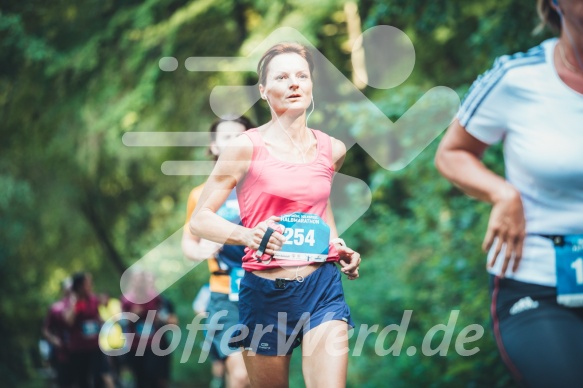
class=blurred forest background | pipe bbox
[1,0,554,386]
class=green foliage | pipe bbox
[0,0,550,385]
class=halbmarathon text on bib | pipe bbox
[273,212,330,262]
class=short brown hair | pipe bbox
[209,115,254,142]
[257,43,315,86]
[536,0,561,34]
[208,115,255,160]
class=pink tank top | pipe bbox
[237,128,340,271]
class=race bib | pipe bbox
[229,268,245,302]
[273,212,330,262]
[82,320,100,337]
[554,235,583,307]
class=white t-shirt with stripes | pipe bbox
[457,38,583,286]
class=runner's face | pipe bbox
[211,121,247,157]
[261,53,313,116]
[133,271,148,295]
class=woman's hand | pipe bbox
[484,185,526,277]
[49,334,63,348]
[246,216,286,255]
[337,245,361,280]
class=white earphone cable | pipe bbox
[263,93,314,163]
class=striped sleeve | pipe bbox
[457,46,546,144]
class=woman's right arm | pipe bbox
[435,119,526,276]
[189,134,285,254]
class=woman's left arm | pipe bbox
[329,138,360,280]
[326,201,339,239]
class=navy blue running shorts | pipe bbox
[490,275,583,387]
[230,262,353,356]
